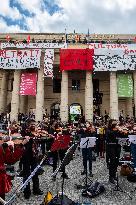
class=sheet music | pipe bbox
[128,135,136,143]
[80,137,96,148]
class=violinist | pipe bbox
[0,139,26,204]
[130,125,136,173]
[21,120,43,199]
[117,121,128,138]
[48,126,70,181]
[80,123,95,177]
[106,120,121,184]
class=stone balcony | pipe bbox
[0,33,136,44]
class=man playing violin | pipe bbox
[21,119,43,199]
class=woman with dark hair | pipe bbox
[106,120,121,184]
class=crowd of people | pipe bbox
[0,112,136,204]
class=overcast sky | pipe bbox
[0,0,136,34]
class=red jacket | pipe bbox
[0,144,23,195]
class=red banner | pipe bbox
[60,49,94,71]
[19,73,37,96]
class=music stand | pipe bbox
[77,137,96,190]
[51,143,78,205]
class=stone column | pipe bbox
[10,70,21,122]
[19,95,28,114]
[110,72,118,120]
[126,98,133,117]
[133,71,136,117]
[85,71,93,122]
[60,71,68,122]
[0,70,9,113]
[35,52,44,122]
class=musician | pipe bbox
[106,120,121,184]
[0,140,25,204]
[130,126,136,173]
[80,124,95,177]
[48,127,70,181]
[21,120,43,199]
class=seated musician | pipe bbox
[0,138,26,204]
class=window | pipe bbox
[53,79,61,93]
[72,80,80,91]
[8,78,14,92]
[93,79,99,92]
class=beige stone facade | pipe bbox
[0,33,135,122]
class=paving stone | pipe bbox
[5,150,136,205]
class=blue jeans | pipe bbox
[82,147,92,173]
[131,143,136,168]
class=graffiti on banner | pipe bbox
[60,49,94,71]
[0,49,41,69]
[1,43,66,49]
[44,49,54,77]
[89,43,136,51]
[19,73,37,96]
[90,45,136,71]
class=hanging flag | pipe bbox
[86,28,90,42]
[27,35,31,43]
[19,73,37,96]
[44,49,54,77]
[117,74,133,97]
[87,28,90,37]
[64,28,67,43]
[60,49,94,71]
[6,35,10,42]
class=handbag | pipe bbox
[120,164,133,176]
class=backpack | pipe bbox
[120,164,133,176]
[82,181,105,198]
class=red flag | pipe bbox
[6,35,10,42]
[27,35,31,43]
[60,49,94,71]
[19,73,37,96]
[134,37,136,42]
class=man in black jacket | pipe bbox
[22,120,43,199]
[106,120,121,184]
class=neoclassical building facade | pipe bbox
[0,33,136,122]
